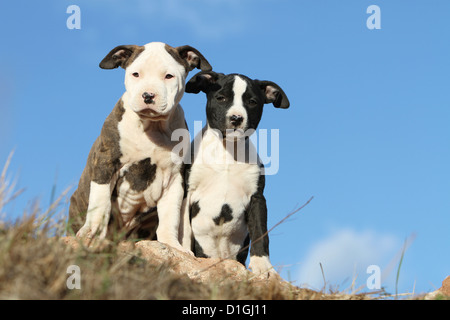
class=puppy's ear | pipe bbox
[173,45,212,72]
[99,45,144,70]
[186,71,222,94]
[256,80,290,109]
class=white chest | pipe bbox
[188,129,262,258]
[113,106,186,219]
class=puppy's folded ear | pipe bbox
[173,45,212,72]
[256,80,290,109]
[185,71,222,94]
[99,45,144,70]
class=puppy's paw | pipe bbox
[249,255,279,279]
[176,245,195,256]
[76,222,107,240]
[159,238,194,256]
[76,224,92,238]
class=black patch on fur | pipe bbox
[205,78,235,136]
[236,234,250,265]
[124,158,156,192]
[193,239,208,258]
[181,162,190,199]
[186,72,289,137]
[213,204,233,225]
[246,173,270,257]
[190,201,200,220]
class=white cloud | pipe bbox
[296,229,400,291]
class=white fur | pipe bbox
[77,182,112,238]
[76,42,190,252]
[124,42,186,119]
[225,76,248,139]
[181,74,279,277]
[186,127,261,259]
[248,256,278,278]
[115,100,188,250]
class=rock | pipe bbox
[441,276,450,296]
[58,236,360,299]
[61,237,256,283]
[134,240,250,282]
[424,275,450,299]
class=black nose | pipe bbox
[230,115,244,126]
[142,92,155,104]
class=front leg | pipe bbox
[179,162,193,251]
[246,176,278,278]
[156,173,193,254]
[179,195,193,251]
[76,181,115,239]
[74,102,123,240]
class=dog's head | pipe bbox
[186,71,289,139]
[100,42,212,121]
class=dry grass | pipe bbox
[0,214,335,300]
[0,213,335,300]
[0,154,427,300]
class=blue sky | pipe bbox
[1,0,449,295]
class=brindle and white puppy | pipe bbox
[69,42,211,252]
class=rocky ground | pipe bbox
[0,214,448,300]
[60,236,326,299]
[61,236,449,300]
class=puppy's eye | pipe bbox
[216,95,226,102]
[132,72,139,78]
[248,98,258,107]
[165,74,174,79]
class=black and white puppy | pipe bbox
[181,71,289,277]
[69,42,211,252]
